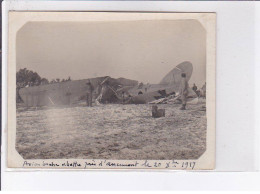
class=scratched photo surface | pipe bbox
[15,18,207,161]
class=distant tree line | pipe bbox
[16,68,72,102]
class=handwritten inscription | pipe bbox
[23,161,41,167]
[181,161,196,170]
[62,161,81,167]
[22,160,196,170]
[105,161,139,167]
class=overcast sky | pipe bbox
[17,20,206,87]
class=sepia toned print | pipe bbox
[8,12,216,169]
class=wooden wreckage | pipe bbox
[19,61,198,107]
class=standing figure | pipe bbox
[192,83,197,92]
[179,73,189,110]
[192,83,200,96]
[86,80,94,107]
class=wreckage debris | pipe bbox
[149,94,200,105]
[152,105,165,118]
[18,61,203,107]
[149,94,179,105]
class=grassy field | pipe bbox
[16,100,206,160]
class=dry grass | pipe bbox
[16,100,206,160]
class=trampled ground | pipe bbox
[16,100,206,160]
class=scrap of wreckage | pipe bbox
[19,61,200,107]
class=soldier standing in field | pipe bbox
[179,73,189,110]
[86,80,94,107]
[192,83,197,93]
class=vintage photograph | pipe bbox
[8,12,216,169]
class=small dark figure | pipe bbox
[179,73,188,110]
[86,80,94,107]
[192,83,197,92]
[152,105,165,118]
